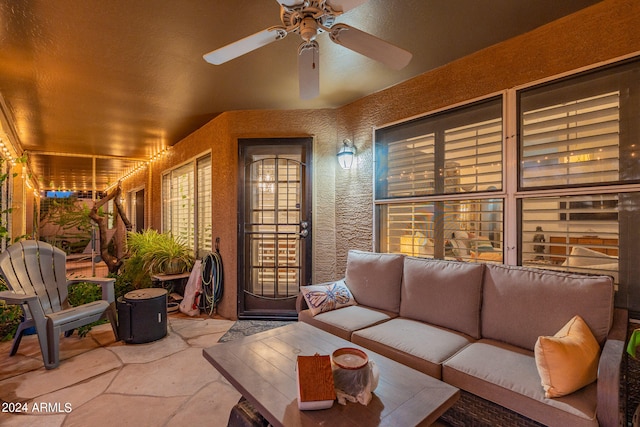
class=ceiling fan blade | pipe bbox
[329,23,412,70]
[298,41,320,100]
[325,0,370,13]
[203,26,287,65]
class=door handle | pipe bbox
[299,229,309,238]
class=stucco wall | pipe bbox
[123,0,640,318]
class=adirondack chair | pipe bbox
[0,240,118,369]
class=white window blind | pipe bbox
[197,156,212,258]
[162,154,212,258]
[444,118,502,193]
[384,134,435,198]
[380,202,435,257]
[163,163,194,250]
[378,199,503,263]
[521,92,620,188]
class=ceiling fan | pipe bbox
[202,0,413,99]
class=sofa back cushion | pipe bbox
[400,257,484,339]
[481,264,614,351]
[344,250,404,313]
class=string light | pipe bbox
[104,147,171,192]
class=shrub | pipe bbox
[127,229,194,275]
[0,279,22,342]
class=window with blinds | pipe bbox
[521,92,620,188]
[378,202,435,257]
[164,163,194,249]
[376,96,502,199]
[375,95,504,263]
[521,195,619,281]
[162,154,212,257]
[518,57,640,284]
[197,155,212,258]
[377,199,503,263]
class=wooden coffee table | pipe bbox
[203,322,459,426]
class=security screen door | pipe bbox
[238,138,312,319]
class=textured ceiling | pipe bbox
[0,0,601,191]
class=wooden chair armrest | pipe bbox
[0,290,38,305]
[67,277,116,303]
[597,307,627,427]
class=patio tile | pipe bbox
[0,412,66,427]
[185,331,231,347]
[170,317,235,339]
[63,394,187,427]
[0,349,43,382]
[0,348,121,401]
[29,370,119,414]
[0,315,239,426]
[88,322,119,346]
[106,347,222,397]
[106,330,188,364]
[165,377,241,427]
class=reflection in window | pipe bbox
[377,199,503,263]
[521,92,619,188]
[521,195,619,282]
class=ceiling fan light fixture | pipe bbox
[299,16,319,42]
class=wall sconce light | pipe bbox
[337,139,356,169]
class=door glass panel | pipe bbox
[246,155,302,300]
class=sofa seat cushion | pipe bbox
[351,318,473,379]
[298,305,395,341]
[400,257,484,338]
[443,340,597,427]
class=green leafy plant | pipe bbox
[127,229,195,275]
[0,278,22,342]
[67,281,105,337]
[116,255,152,292]
[39,197,104,254]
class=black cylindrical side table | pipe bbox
[117,288,168,344]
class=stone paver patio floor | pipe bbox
[0,314,240,426]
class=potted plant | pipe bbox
[127,229,195,276]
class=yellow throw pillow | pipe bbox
[534,315,601,398]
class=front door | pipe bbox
[238,138,312,319]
